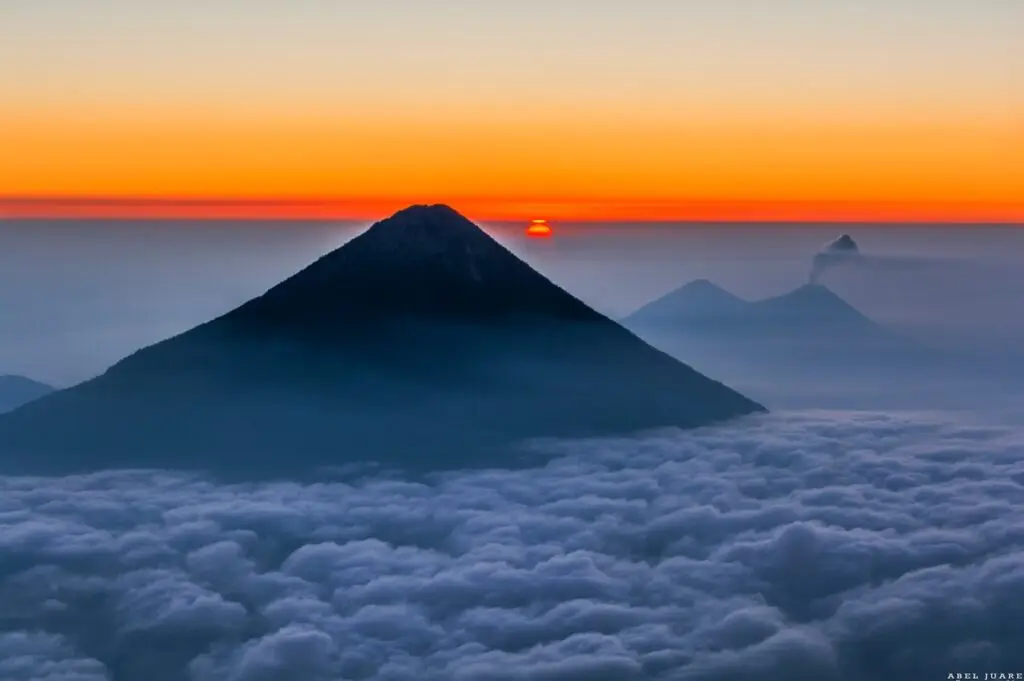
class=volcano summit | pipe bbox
[0,205,764,477]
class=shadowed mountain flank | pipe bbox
[0,205,764,477]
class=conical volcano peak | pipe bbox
[679,279,736,296]
[674,279,746,307]
[682,278,717,290]
[213,202,602,331]
[624,278,747,325]
[788,283,844,302]
[372,203,475,233]
[766,283,849,309]
[752,283,872,328]
[354,204,498,258]
[0,204,765,475]
[831,234,858,251]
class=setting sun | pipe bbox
[526,220,553,238]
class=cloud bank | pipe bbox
[1,411,1023,680]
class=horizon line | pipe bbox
[2,195,1023,225]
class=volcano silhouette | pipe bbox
[626,281,882,339]
[0,205,763,476]
[745,284,880,335]
[0,375,53,413]
[623,278,933,410]
[624,279,748,326]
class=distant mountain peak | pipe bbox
[624,278,747,325]
[625,278,882,340]
[789,282,842,298]
[674,279,746,305]
[680,278,728,293]
[0,374,54,414]
[776,283,854,306]
[0,374,50,389]
[751,283,874,328]
[828,234,859,252]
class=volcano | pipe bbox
[625,279,748,327]
[0,375,53,413]
[0,205,763,477]
[745,284,880,335]
[625,281,883,339]
[622,278,929,410]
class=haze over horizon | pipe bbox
[3,215,1024,389]
[2,0,1022,222]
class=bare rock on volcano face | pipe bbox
[0,205,764,477]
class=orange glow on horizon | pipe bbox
[2,106,1021,226]
[1,196,1022,224]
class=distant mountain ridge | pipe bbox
[0,205,764,477]
[621,277,941,411]
[626,280,883,338]
[0,375,54,413]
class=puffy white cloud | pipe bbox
[0,410,1023,680]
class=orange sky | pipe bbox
[3,197,1023,224]
[2,2,1022,223]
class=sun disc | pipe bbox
[526,222,553,238]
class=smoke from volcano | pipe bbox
[809,234,862,284]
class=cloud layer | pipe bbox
[1,411,1023,680]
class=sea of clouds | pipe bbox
[2,411,1024,681]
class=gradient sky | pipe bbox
[1,0,1021,221]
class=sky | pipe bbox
[1,0,1022,222]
